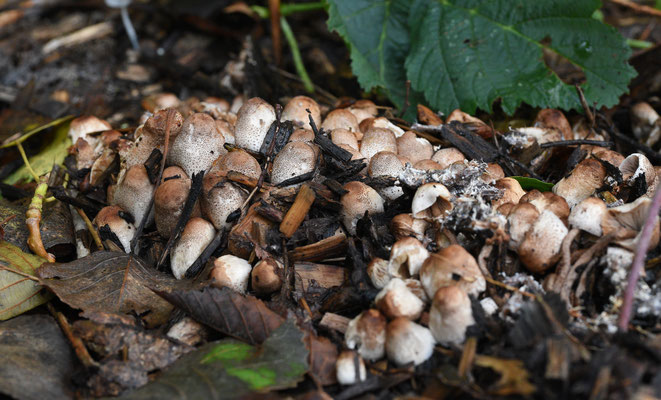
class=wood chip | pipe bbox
[294,262,347,291]
[280,184,316,238]
[318,312,350,334]
[288,233,347,262]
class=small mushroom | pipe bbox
[504,202,540,250]
[288,128,315,143]
[141,93,181,113]
[336,351,367,385]
[518,210,568,273]
[630,102,661,147]
[348,99,378,123]
[619,153,655,193]
[431,148,466,170]
[169,113,226,176]
[68,115,112,144]
[210,149,261,180]
[234,97,276,152]
[385,318,435,366]
[93,205,136,253]
[414,159,443,171]
[359,117,404,138]
[396,131,433,163]
[345,309,387,361]
[360,128,397,161]
[534,109,571,140]
[340,181,385,235]
[375,278,424,320]
[120,109,184,169]
[201,173,248,230]
[282,95,321,130]
[270,142,317,186]
[251,257,283,295]
[519,190,570,222]
[411,182,452,218]
[553,159,606,208]
[171,217,216,279]
[429,285,475,345]
[367,257,390,289]
[111,164,155,226]
[492,178,526,208]
[154,169,200,238]
[419,244,485,298]
[368,151,405,201]
[331,128,359,150]
[388,237,429,278]
[568,197,607,236]
[390,213,428,241]
[210,254,252,293]
[321,109,359,133]
[602,196,660,251]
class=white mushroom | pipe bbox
[388,237,429,278]
[411,183,452,218]
[419,245,485,298]
[234,97,276,152]
[518,210,568,273]
[169,113,226,176]
[375,278,424,320]
[171,217,216,279]
[429,285,475,345]
[385,318,435,366]
[340,181,384,235]
[345,309,387,361]
[210,254,252,293]
[270,142,317,186]
[336,351,367,385]
[282,95,321,130]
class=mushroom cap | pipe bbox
[390,213,428,241]
[419,244,485,298]
[345,309,387,361]
[375,278,425,320]
[210,149,261,180]
[68,115,112,144]
[590,149,624,168]
[210,254,252,293]
[336,351,366,385]
[602,196,660,251]
[321,109,359,133]
[154,175,198,238]
[331,128,359,150]
[234,97,276,152]
[385,318,435,366]
[288,128,315,143]
[388,237,429,277]
[619,153,655,188]
[505,202,540,250]
[348,99,378,123]
[121,109,184,169]
[271,142,317,186]
[429,285,475,345]
[553,159,606,208]
[518,209,568,273]
[397,131,433,163]
[492,178,526,208]
[534,109,571,140]
[411,182,452,218]
[111,164,155,226]
[519,190,570,222]
[359,117,405,137]
[141,93,181,113]
[483,163,505,182]
[171,217,216,279]
[340,181,385,235]
[282,95,321,130]
[431,147,466,170]
[143,108,184,141]
[367,257,390,289]
[201,175,248,230]
[162,166,188,180]
[94,205,136,253]
[413,159,443,171]
[368,151,405,201]
[169,113,226,176]
[360,128,397,161]
[251,258,283,295]
[569,197,607,236]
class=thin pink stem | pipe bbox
[618,186,661,331]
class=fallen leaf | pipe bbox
[306,333,338,386]
[474,355,536,396]
[37,251,187,327]
[0,314,75,400]
[0,240,50,320]
[122,320,309,399]
[160,286,284,345]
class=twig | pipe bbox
[608,0,661,17]
[26,176,54,262]
[540,140,614,148]
[42,21,114,54]
[484,276,536,299]
[0,115,73,148]
[575,85,595,128]
[75,207,104,251]
[269,0,282,65]
[618,185,661,332]
[47,303,99,368]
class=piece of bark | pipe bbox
[288,233,347,262]
[228,202,277,259]
[280,184,316,238]
[294,262,347,292]
[417,104,443,126]
[318,312,350,334]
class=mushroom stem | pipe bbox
[618,184,661,332]
[120,6,140,51]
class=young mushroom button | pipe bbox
[385,318,435,366]
[169,113,226,177]
[340,181,385,235]
[170,217,216,279]
[429,285,475,345]
[344,309,387,361]
[281,95,321,130]
[234,97,276,153]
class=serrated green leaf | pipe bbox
[511,176,554,192]
[121,320,308,399]
[327,0,424,119]
[0,241,50,321]
[405,0,636,115]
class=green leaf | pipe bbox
[327,0,424,119]
[0,241,50,321]
[122,320,309,399]
[405,0,636,115]
[511,176,554,192]
[4,122,71,184]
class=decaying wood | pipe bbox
[294,262,347,292]
[228,202,277,259]
[288,233,347,262]
[318,312,350,334]
[280,184,316,238]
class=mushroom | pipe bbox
[375,278,424,320]
[336,351,367,385]
[388,237,429,277]
[359,117,405,138]
[171,217,216,279]
[169,113,226,176]
[345,309,387,361]
[340,181,385,235]
[360,128,397,161]
[518,210,568,273]
[390,213,428,241]
[519,190,570,222]
[282,95,321,130]
[270,141,317,186]
[68,115,112,145]
[331,128,359,150]
[368,151,405,201]
[431,148,466,170]
[141,93,181,113]
[504,202,540,250]
[553,159,606,208]
[321,109,359,133]
[201,173,248,230]
[93,205,136,253]
[210,254,252,293]
[251,257,283,295]
[288,128,315,143]
[385,318,435,366]
[619,153,656,194]
[111,164,155,226]
[429,285,475,345]
[210,149,261,180]
[483,163,505,182]
[367,257,390,289]
[348,99,378,123]
[234,97,276,152]
[120,109,184,169]
[154,168,200,238]
[602,196,660,251]
[396,131,433,163]
[568,197,607,236]
[419,244,485,298]
[630,102,661,147]
[411,182,452,218]
[414,159,443,171]
[533,109,571,140]
[492,178,526,208]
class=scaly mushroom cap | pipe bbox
[483,163,505,182]
[411,182,452,218]
[385,318,435,366]
[492,178,526,208]
[68,115,112,144]
[154,173,201,238]
[121,109,184,169]
[388,237,429,278]
[210,254,252,293]
[419,244,485,298]
[569,197,607,236]
[375,278,424,320]
[171,217,216,279]
[210,149,261,180]
[270,142,317,186]
[519,190,570,222]
[429,285,475,345]
[348,99,378,123]
[234,97,276,152]
[368,151,405,201]
[518,209,568,273]
[111,164,155,226]
[345,309,387,361]
[590,149,624,168]
[94,205,136,253]
[201,174,248,230]
[282,95,321,130]
[141,93,181,113]
[321,109,359,133]
[251,258,283,295]
[553,159,606,208]
[534,109,571,140]
[340,181,385,235]
[396,131,433,163]
[331,128,359,150]
[169,113,226,176]
[431,147,466,170]
[505,202,540,250]
[336,351,367,385]
[360,128,397,161]
[414,159,443,171]
[288,128,315,143]
[359,117,405,138]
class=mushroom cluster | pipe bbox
[71,93,661,379]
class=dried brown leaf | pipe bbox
[474,355,536,396]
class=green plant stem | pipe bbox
[0,115,72,148]
[15,142,40,182]
[280,16,315,93]
[627,38,653,49]
[252,2,325,18]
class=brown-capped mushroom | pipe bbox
[419,244,485,298]
[553,159,606,208]
[251,257,283,295]
[368,151,405,201]
[397,131,433,163]
[169,113,226,176]
[385,318,435,366]
[345,309,387,361]
[375,278,424,320]
[171,217,216,279]
[360,128,397,161]
[271,142,317,186]
[340,181,384,235]
[518,210,568,273]
[210,254,252,293]
[429,285,475,345]
[321,109,359,133]
[282,95,321,130]
[431,148,466,170]
[111,164,155,226]
[93,205,136,253]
